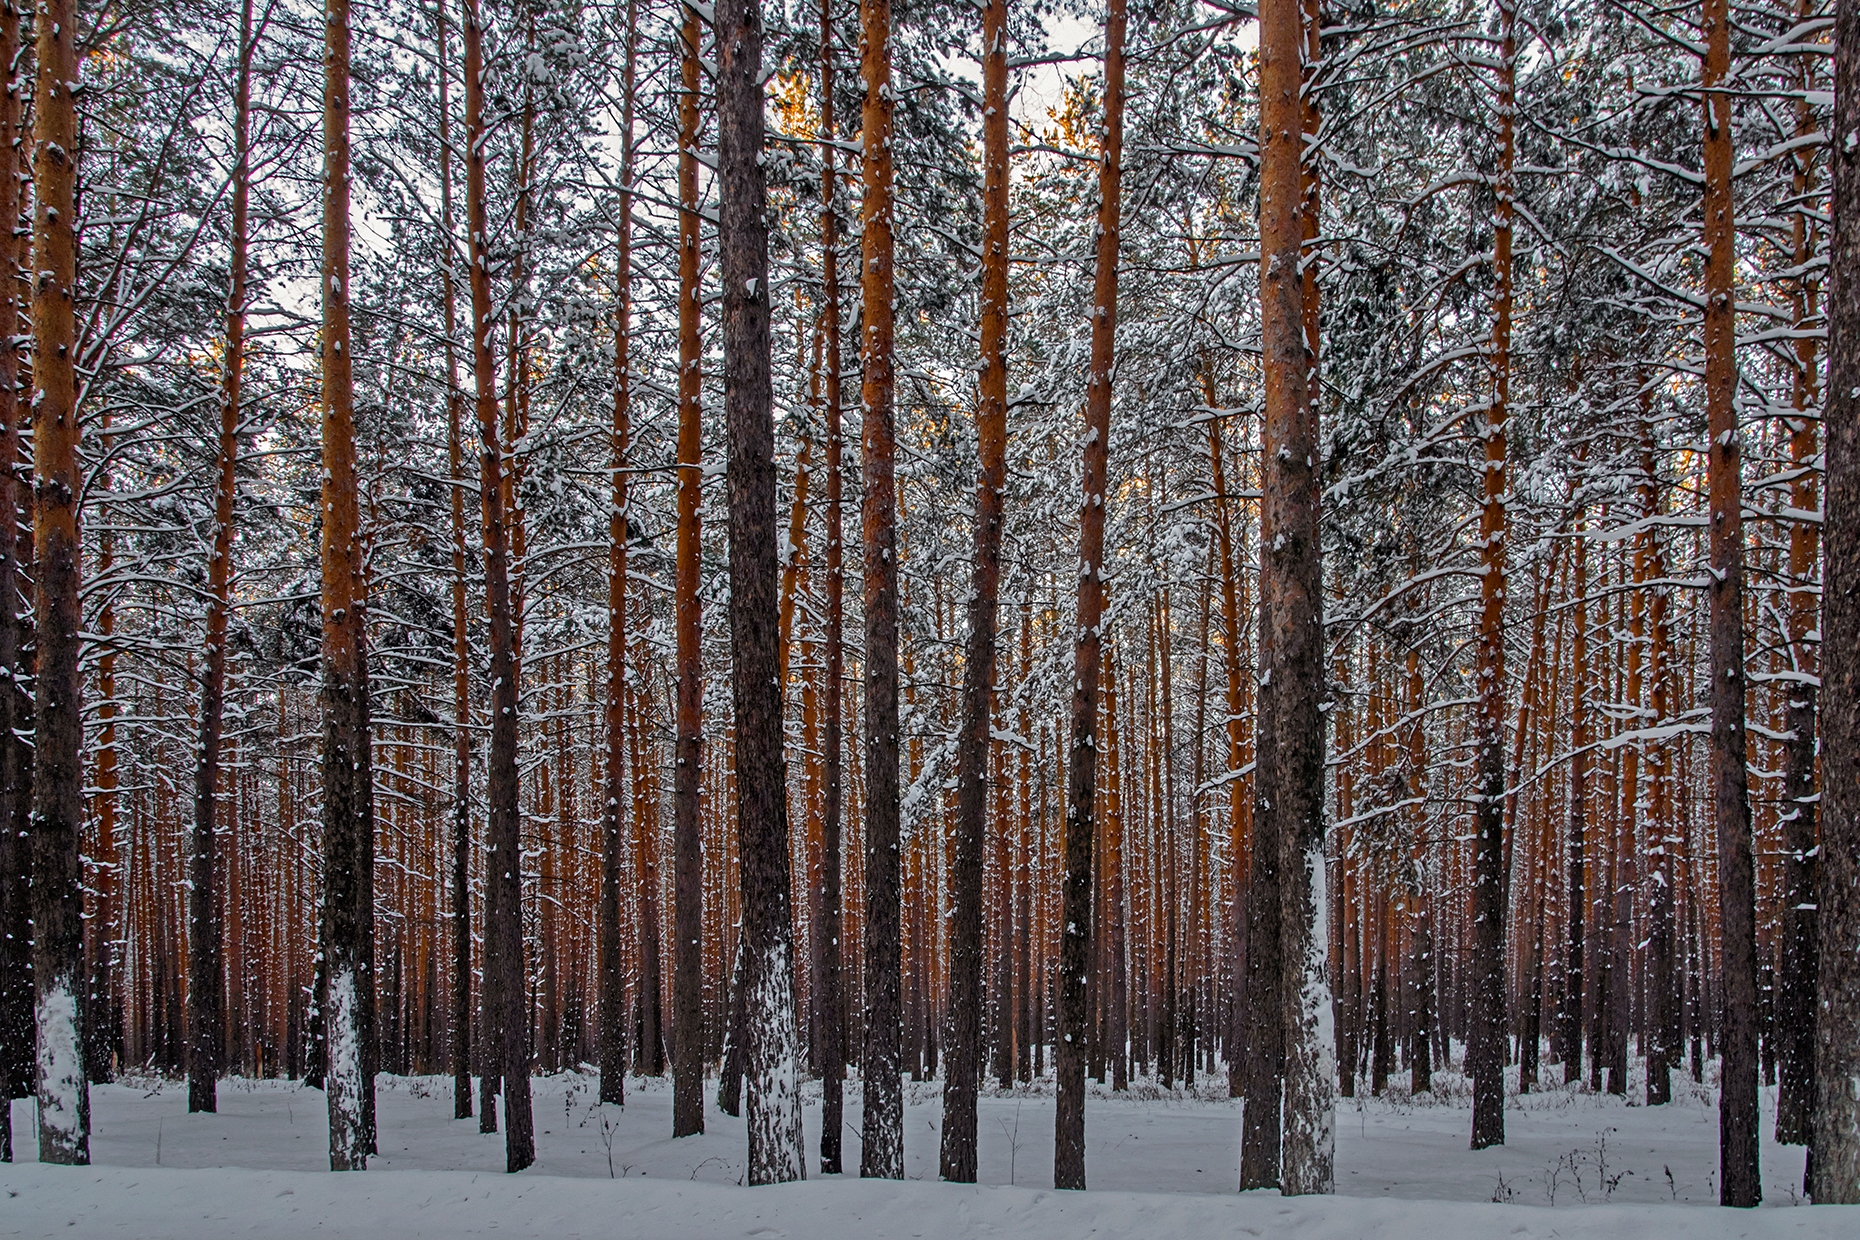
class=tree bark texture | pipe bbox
[464,0,533,1170]
[599,0,638,1111]
[0,0,29,1149]
[858,0,903,1182]
[940,0,1009,1186]
[1703,0,1758,1205]
[1056,0,1123,1192]
[818,0,847,1173]
[672,3,707,1141]
[1256,0,1333,1196]
[1813,0,1860,1202]
[717,0,806,1182]
[189,0,256,1119]
[29,0,87,1169]
[1468,0,1514,1153]
[319,0,375,1171]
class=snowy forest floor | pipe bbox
[4,1065,1856,1237]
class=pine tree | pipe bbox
[817,0,848,1173]
[1814,0,1860,1203]
[858,0,904,1182]
[318,0,374,1171]
[1056,0,1124,1192]
[1703,0,1758,1205]
[940,0,1009,1186]
[187,0,256,1119]
[463,0,532,1170]
[599,0,639,1112]
[672,0,708,1141]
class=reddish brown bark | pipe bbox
[0,2,30,1148]
[1816,0,1860,1199]
[1703,0,1758,1204]
[28,0,88,1167]
[317,0,376,1170]
[858,0,903,1180]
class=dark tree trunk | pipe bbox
[599,0,638,1111]
[1054,0,1122,1193]
[1775,13,1821,1146]
[318,0,375,1171]
[671,1,707,1141]
[1562,493,1588,1085]
[28,0,88,1168]
[1264,0,1333,1193]
[858,0,903,1181]
[817,0,847,1172]
[939,0,1009,1186]
[1703,0,1758,1205]
[0,0,35,1159]
[189,0,255,1119]
[714,3,807,1146]
[1813,0,1860,1202]
[463,0,531,1171]
[1467,0,1514,1154]
[434,0,474,1125]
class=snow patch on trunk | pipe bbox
[1281,825,1335,1195]
[325,965,368,1170]
[34,979,89,1164]
[746,937,805,1185]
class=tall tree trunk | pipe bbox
[1466,0,1513,1153]
[939,0,1009,1185]
[1813,0,1860,1202]
[599,0,638,1111]
[465,0,498,1137]
[189,0,255,1118]
[318,0,374,1171]
[1257,0,1332,1195]
[672,1,707,1141]
[1703,0,1757,1205]
[1055,0,1122,1192]
[435,0,474,1124]
[0,0,30,1159]
[1404,640,1433,1095]
[1774,15,1820,1146]
[1200,361,1249,1102]
[858,0,904,1181]
[630,667,665,1076]
[463,0,532,1170]
[1562,482,1588,1085]
[817,0,847,1172]
[716,0,806,1184]
[1638,424,1676,1108]
[28,0,88,1167]
[1244,0,1296,1192]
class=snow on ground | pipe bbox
[3,1065,1855,1238]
